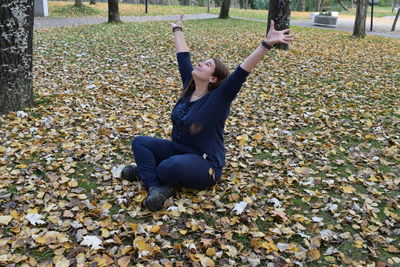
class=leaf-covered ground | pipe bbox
[48,1,310,20]
[0,19,399,266]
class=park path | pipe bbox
[34,13,400,39]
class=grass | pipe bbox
[47,1,313,20]
[340,5,395,18]
[1,16,399,266]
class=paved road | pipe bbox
[34,13,400,39]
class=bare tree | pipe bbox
[298,0,305,11]
[353,0,368,37]
[392,6,400,31]
[108,0,121,23]
[267,0,291,49]
[0,0,34,115]
[219,0,231,19]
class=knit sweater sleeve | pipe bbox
[213,65,250,103]
[176,52,193,89]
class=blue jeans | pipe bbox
[131,136,222,190]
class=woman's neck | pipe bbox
[193,80,208,96]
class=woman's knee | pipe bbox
[131,136,152,150]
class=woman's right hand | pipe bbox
[169,14,184,30]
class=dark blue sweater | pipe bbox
[171,52,250,168]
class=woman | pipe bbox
[122,15,294,211]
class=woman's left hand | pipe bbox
[265,20,295,46]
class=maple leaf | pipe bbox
[25,214,46,226]
[80,236,103,250]
[232,201,247,215]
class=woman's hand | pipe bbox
[169,14,184,30]
[265,20,295,46]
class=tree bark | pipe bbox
[353,0,368,37]
[267,0,291,49]
[219,0,231,19]
[298,0,305,11]
[392,6,400,31]
[108,0,121,23]
[0,0,34,115]
[75,0,83,7]
[90,0,97,5]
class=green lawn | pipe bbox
[340,5,396,18]
[0,18,399,266]
[48,1,309,20]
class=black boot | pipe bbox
[144,185,175,211]
[120,165,139,182]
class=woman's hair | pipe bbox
[179,57,230,100]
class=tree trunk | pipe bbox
[392,6,400,31]
[0,0,34,115]
[319,0,325,11]
[75,0,83,7]
[349,0,353,9]
[219,0,231,19]
[337,0,348,11]
[353,0,368,37]
[316,0,321,11]
[267,0,291,50]
[298,0,305,11]
[108,0,121,23]
[90,0,97,4]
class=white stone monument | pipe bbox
[34,0,48,17]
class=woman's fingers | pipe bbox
[270,20,275,30]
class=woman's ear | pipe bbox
[209,76,218,84]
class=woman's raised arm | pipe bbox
[170,15,189,53]
[240,20,294,72]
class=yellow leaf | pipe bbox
[118,256,131,267]
[129,223,137,231]
[179,229,187,235]
[365,134,376,140]
[68,180,78,188]
[337,252,351,264]
[261,240,278,252]
[340,185,355,194]
[101,228,110,238]
[150,225,160,233]
[15,164,27,169]
[35,236,47,244]
[252,133,263,140]
[199,255,215,267]
[206,247,216,257]
[387,245,400,253]
[354,240,364,248]
[309,248,320,260]
[102,202,112,210]
[0,146,6,153]
[0,216,12,225]
[54,256,70,267]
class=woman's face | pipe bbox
[192,58,217,83]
